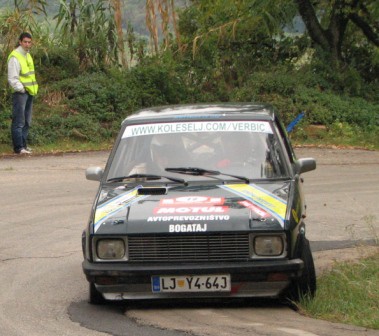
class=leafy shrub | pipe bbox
[53,73,118,122]
[0,107,11,144]
[294,88,379,127]
[35,47,80,83]
[23,58,193,146]
[0,42,377,150]
[125,56,191,106]
[29,113,110,145]
[230,67,379,128]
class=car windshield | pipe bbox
[107,120,288,182]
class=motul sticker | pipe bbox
[160,196,225,206]
[154,206,228,214]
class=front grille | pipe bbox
[128,233,250,262]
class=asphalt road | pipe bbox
[0,148,378,336]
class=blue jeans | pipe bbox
[11,92,33,153]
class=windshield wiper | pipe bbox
[165,167,250,184]
[107,174,186,184]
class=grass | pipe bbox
[298,252,379,330]
[290,123,379,150]
[0,120,378,155]
[0,139,113,156]
[0,133,377,157]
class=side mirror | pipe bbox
[295,158,316,174]
[86,167,104,181]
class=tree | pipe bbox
[0,0,47,70]
[54,0,119,70]
[178,0,297,57]
[145,0,182,54]
[111,0,128,68]
[295,0,379,63]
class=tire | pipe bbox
[286,238,316,302]
[89,282,106,305]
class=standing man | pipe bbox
[7,32,39,155]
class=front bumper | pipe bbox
[83,259,303,300]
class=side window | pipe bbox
[265,133,287,177]
[274,117,296,164]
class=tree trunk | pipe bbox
[146,0,159,54]
[294,0,354,63]
[111,0,128,68]
[158,0,170,50]
[170,0,182,52]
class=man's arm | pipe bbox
[8,57,26,93]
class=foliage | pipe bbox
[54,0,119,71]
[52,57,190,115]
[16,56,192,146]
[0,102,11,144]
[35,46,80,82]
[298,0,379,63]
[0,0,378,152]
[0,0,48,71]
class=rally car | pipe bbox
[82,103,316,304]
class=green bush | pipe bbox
[294,88,378,127]
[229,67,378,129]
[0,45,378,150]
[53,73,119,122]
[29,113,110,145]
[0,108,11,144]
[36,47,80,83]
[23,58,193,146]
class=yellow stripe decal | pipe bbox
[94,187,147,232]
[220,184,287,223]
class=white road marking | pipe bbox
[277,327,320,336]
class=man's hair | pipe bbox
[19,32,32,41]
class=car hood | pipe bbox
[92,182,292,235]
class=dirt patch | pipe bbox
[313,245,379,276]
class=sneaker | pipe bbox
[19,148,32,155]
[26,146,33,152]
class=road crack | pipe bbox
[0,250,80,263]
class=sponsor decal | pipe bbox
[169,223,207,232]
[94,186,148,232]
[147,215,230,222]
[154,206,228,214]
[292,209,299,223]
[238,200,270,218]
[123,121,272,138]
[220,184,287,227]
[153,196,229,219]
[160,196,224,206]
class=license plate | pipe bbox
[152,274,231,293]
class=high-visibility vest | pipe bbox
[8,50,39,96]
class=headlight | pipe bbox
[96,238,126,260]
[253,235,285,257]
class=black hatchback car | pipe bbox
[82,103,316,304]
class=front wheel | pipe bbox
[286,238,316,302]
[89,282,106,305]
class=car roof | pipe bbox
[123,103,276,124]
